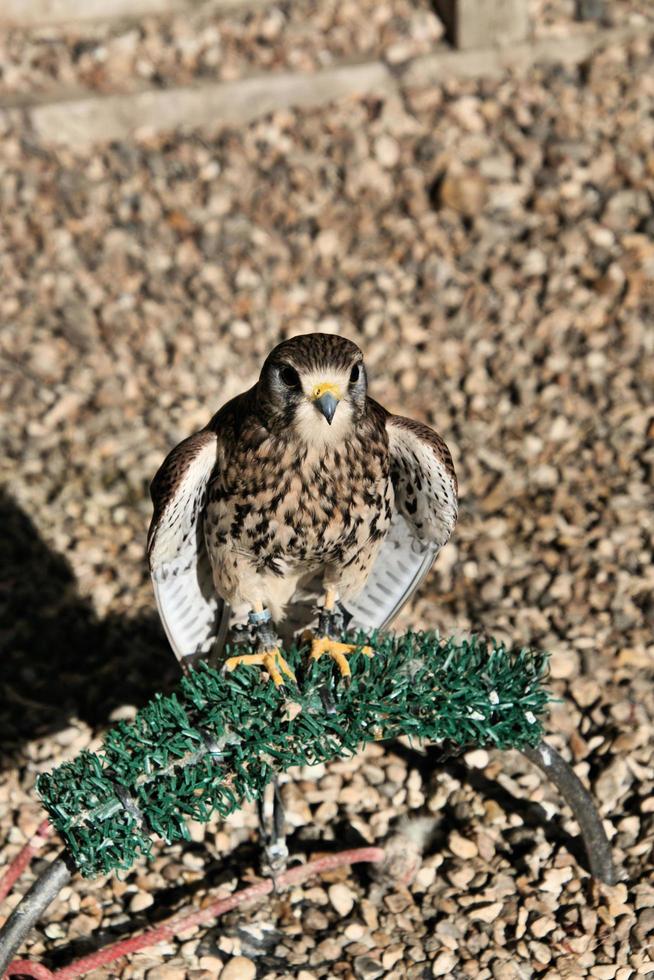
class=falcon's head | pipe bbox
[258,333,367,444]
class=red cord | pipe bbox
[5,847,385,980]
[0,822,53,905]
[4,963,53,979]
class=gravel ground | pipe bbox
[2,0,653,104]
[0,0,444,101]
[1,18,654,980]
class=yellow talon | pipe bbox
[310,636,373,678]
[224,649,296,687]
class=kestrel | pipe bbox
[148,334,457,685]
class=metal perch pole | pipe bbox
[0,853,72,976]
[521,741,616,885]
[0,745,616,974]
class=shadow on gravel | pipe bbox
[0,490,178,765]
[386,739,590,876]
[40,822,379,974]
[41,839,257,972]
[456,763,589,874]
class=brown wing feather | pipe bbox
[147,429,218,571]
[147,429,228,666]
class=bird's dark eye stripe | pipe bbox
[279,364,301,388]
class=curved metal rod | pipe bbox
[521,740,616,885]
[0,852,72,975]
[0,740,615,975]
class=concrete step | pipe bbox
[7,24,647,148]
[1,0,270,27]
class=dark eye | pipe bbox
[349,364,361,384]
[279,364,301,389]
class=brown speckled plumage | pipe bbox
[205,390,391,580]
[148,334,457,658]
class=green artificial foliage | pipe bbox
[37,632,550,878]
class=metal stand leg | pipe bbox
[0,853,72,975]
[521,740,616,885]
[257,774,288,881]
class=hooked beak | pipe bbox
[312,383,341,425]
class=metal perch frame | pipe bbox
[0,853,73,975]
[0,737,615,975]
[522,741,615,885]
[0,634,616,972]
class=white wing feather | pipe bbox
[148,431,229,666]
[342,511,439,630]
[342,413,457,632]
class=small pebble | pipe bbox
[220,956,257,980]
[129,892,155,913]
[449,832,478,859]
[329,882,356,917]
[354,955,385,979]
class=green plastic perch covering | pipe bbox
[37,632,549,879]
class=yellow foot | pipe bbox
[309,636,373,679]
[224,649,296,687]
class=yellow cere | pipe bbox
[311,382,341,401]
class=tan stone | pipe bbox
[220,956,257,980]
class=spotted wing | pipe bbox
[147,430,229,667]
[342,412,457,631]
